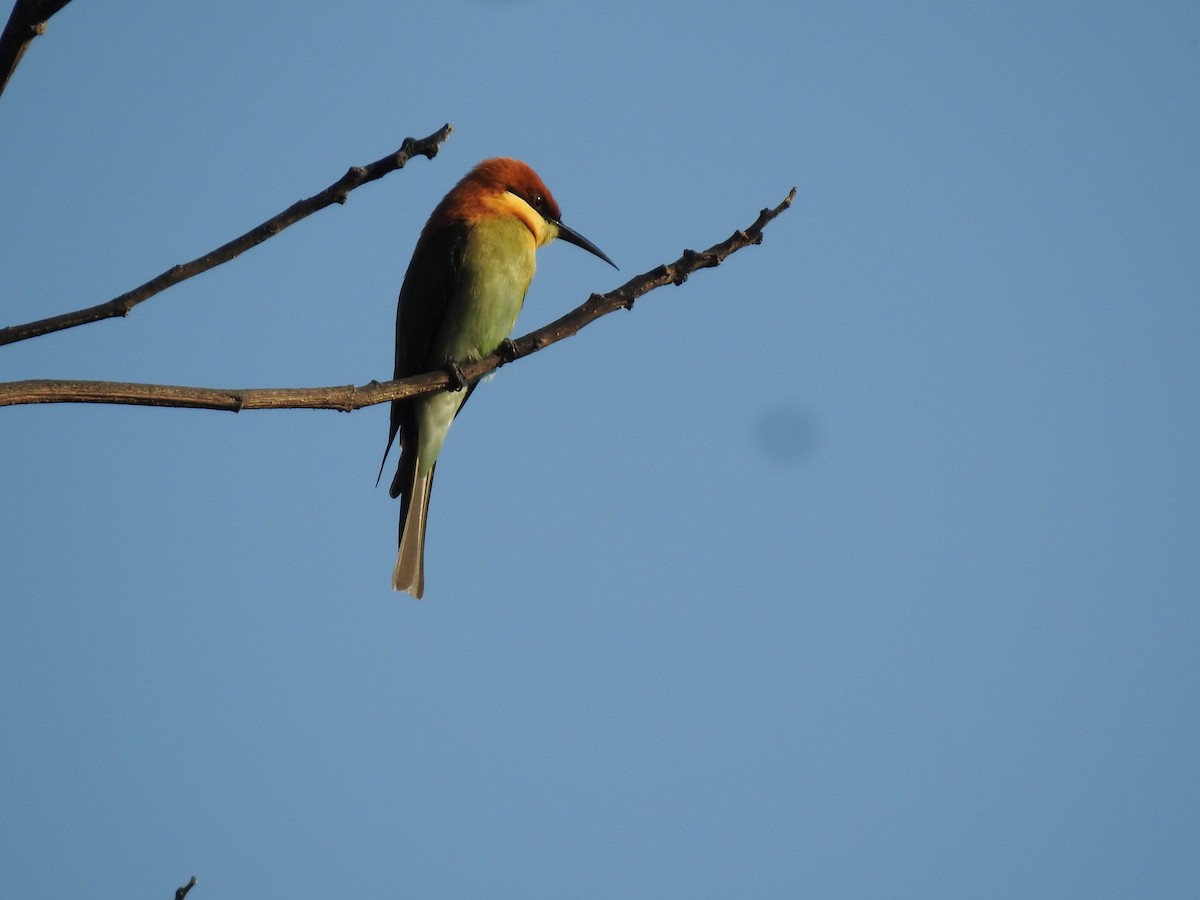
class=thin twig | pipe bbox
[0,189,796,411]
[0,124,454,347]
[174,876,197,900]
[0,0,73,98]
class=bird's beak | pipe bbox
[555,221,618,269]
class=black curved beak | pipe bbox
[556,220,618,269]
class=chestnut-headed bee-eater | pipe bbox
[378,158,616,597]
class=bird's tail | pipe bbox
[393,463,432,598]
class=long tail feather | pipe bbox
[393,466,432,598]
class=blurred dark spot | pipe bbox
[753,401,820,465]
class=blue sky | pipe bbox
[2,1,1198,897]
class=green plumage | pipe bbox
[381,216,536,597]
[378,157,614,597]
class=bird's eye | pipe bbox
[532,193,545,211]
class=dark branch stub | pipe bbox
[0,0,76,99]
[174,876,197,900]
[673,253,697,285]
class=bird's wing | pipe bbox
[376,222,469,487]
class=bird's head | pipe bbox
[461,158,617,268]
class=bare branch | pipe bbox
[0,188,796,411]
[495,188,798,364]
[0,376,433,412]
[0,123,455,347]
[174,876,197,900]
[0,0,73,99]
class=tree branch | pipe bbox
[174,875,197,900]
[0,0,73,99]
[0,188,796,411]
[0,123,454,347]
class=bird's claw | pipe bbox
[443,362,467,392]
[497,338,520,365]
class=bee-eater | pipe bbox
[378,157,616,597]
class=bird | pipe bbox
[377,157,616,597]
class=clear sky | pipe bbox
[2,1,1198,897]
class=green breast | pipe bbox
[433,217,536,363]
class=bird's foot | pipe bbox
[497,338,520,365]
[443,361,467,392]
